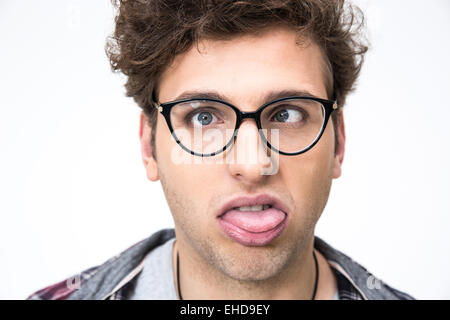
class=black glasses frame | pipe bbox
[154,96,339,157]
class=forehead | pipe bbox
[158,27,330,106]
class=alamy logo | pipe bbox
[170,128,280,175]
[366,275,382,290]
[66,274,81,290]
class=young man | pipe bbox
[27,0,414,300]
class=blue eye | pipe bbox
[272,108,304,123]
[188,109,221,128]
[196,112,213,126]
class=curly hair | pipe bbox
[105,0,368,158]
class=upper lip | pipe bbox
[216,193,289,218]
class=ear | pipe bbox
[139,112,159,181]
[332,110,346,179]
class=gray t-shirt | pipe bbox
[129,237,178,299]
[129,237,339,300]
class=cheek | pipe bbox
[280,125,335,215]
[156,121,220,214]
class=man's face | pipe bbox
[140,27,345,281]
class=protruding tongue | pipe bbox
[220,208,286,233]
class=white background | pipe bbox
[0,0,449,299]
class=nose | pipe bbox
[227,119,277,183]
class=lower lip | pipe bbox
[217,211,288,246]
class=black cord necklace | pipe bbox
[176,249,319,300]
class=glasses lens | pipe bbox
[260,98,325,153]
[170,100,237,155]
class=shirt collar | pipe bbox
[102,233,368,300]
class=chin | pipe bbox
[214,246,291,282]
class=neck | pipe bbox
[172,235,320,300]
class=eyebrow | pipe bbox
[169,89,321,106]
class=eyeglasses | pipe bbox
[154,96,339,157]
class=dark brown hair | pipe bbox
[105,0,368,157]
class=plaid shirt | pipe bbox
[26,228,415,300]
